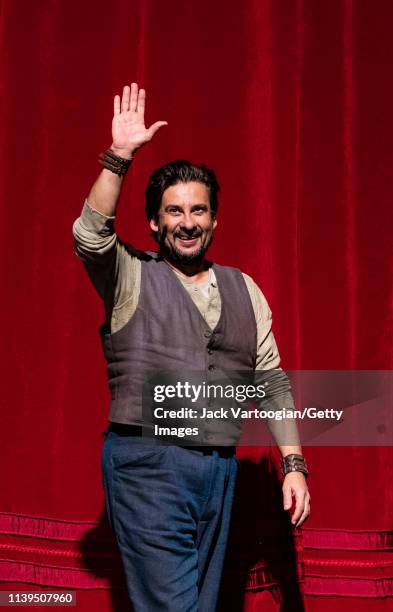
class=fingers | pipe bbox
[296,494,311,528]
[118,83,144,114]
[290,489,305,526]
[137,88,145,114]
[130,82,138,112]
[121,85,131,113]
[114,95,120,116]
[282,483,293,511]
[147,121,168,139]
[292,490,311,528]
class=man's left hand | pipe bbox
[282,472,311,528]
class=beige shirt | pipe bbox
[73,201,281,371]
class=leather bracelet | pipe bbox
[98,149,133,176]
[281,453,309,478]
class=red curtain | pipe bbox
[0,0,392,609]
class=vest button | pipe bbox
[204,331,212,338]
[208,364,215,370]
[207,348,213,355]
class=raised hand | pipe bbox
[111,83,168,158]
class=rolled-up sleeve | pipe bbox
[73,201,117,263]
[72,201,120,305]
[72,200,141,329]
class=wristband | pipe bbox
[98,149,133,176]
[281,453,309,478]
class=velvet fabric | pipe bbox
[0,0,392,609]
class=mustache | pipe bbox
[156,226,204,243]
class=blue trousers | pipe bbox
[101,429,238,611]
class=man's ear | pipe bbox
[213,217,218,230]
[149,218,159,232]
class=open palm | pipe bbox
[112,82,167,155]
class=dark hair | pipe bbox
[145,160,220,222]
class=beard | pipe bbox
[157,227,213,264]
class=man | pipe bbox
[73,82,310,611]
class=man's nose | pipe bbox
[181,213,196,231]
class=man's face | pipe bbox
[149,181,217,264]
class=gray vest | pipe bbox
[100,255,257,445]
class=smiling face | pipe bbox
[149,181,217,265]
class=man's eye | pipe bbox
[168,208,181,215]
